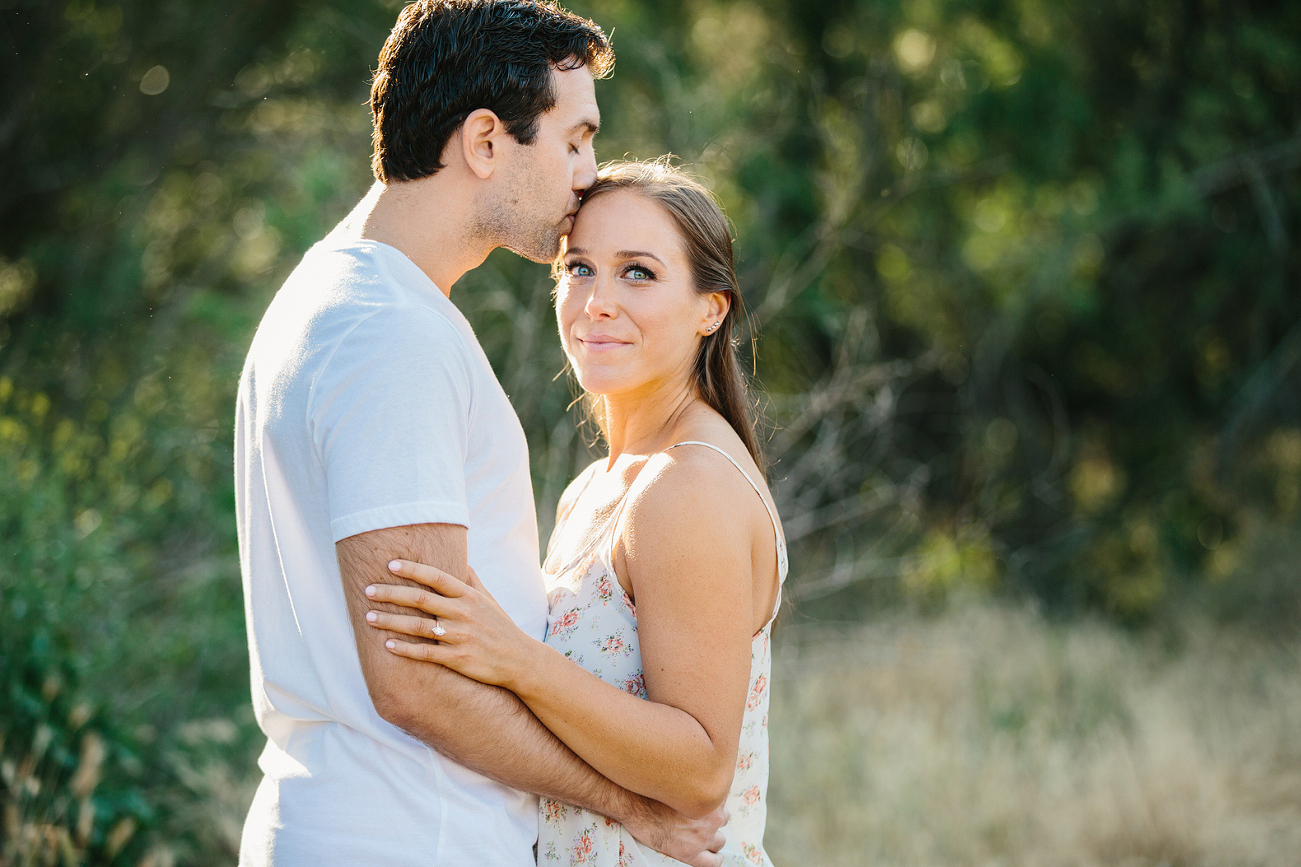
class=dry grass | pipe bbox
[765,604,1301,866]
[14,605,1294,866]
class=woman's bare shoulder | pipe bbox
[660,412,772,503]
[623,435,766,548]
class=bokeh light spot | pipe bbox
[140,65,170,95]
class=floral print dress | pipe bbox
[538,442,786,867]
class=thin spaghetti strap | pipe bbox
[666,440,788,581]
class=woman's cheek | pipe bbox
[555,288,577,335]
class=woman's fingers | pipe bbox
[383,638,452,664]
[365,610,456,642]
[364,581,452,617]
[387,559,468,596]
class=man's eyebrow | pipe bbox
[568,120,600,137]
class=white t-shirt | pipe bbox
[235,238,548,866]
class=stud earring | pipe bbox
[704,322,718,333]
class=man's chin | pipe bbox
[502,233,565,265]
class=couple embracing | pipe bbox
[234,2,784,865]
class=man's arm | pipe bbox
[336,523,725,866]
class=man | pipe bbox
[234,2,725,864]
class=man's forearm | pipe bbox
[384,655,641,820]
[382,658,724,865]
[336,525,718,865]
[336,526,660,845]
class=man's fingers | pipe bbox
[707,829,725,853]
[685,853,723,867]
[387,558,468,595]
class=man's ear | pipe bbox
[460,108,506,180]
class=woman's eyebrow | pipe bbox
[615,250,666,266]
[563,248,668,268]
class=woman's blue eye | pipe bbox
[625,265,654,281]
[567,262,592,277]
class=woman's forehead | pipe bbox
[571,190,683,254]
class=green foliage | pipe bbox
[1,0,1299,860]
[0,368,259,862]
[2,1,391,857]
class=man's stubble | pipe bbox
[474,147,574,265]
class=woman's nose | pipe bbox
[584,278,617,319]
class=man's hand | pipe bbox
[621,800,728,867]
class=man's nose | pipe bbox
[574,144,598,195]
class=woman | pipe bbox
[364,160,784,866]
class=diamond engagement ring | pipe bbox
[430,620,447,638]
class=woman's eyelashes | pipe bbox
[621,263,657,281]
[563,260,658,282]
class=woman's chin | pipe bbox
[573,372,618,396]
[573,366,645,399]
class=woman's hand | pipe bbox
[364,560,534,690]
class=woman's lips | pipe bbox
[576,335,629,352]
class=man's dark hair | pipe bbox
[370,0,614,183]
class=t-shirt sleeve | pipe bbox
[310,304,474,542]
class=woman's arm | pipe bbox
[340,524,727,866]
[365,451,759,818]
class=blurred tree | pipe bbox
[1,0,1299,862]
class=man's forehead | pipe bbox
[549,65,600,130]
